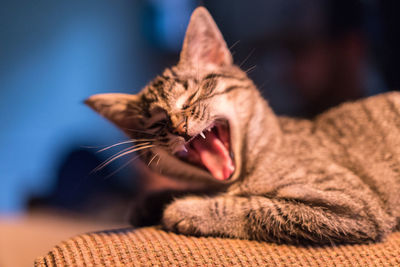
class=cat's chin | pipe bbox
[175,119,235,181]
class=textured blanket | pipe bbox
[35,227,400,266]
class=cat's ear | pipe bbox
[85,93,141,131]
[179,7,232,67]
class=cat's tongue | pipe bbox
[191,130,234,180]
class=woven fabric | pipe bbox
[35,227,400,266]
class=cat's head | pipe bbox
[85,7,262,184]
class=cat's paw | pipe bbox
[162,197,209,236]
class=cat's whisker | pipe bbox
[154,154,163,174]
[244,65,257,74]
[92,144,154,173]
[156,154,161,167]
[92,145,139,173]
[97,142,151,158]
[94,144,154,173]
[103,153,142,179]
[96,139,155,153]
[228,40,240,51]
[239,48,255,68]
[257,79,271,91]
[147,153,159,166]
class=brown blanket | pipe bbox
[35,227,400,266]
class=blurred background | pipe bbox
[1,0,399,264]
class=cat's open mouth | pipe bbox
[176,120,235,181]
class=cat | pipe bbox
[85,7,400,244]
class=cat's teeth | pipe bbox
[200,132,206,139]
[183,145,188,152]
[207,128,211,132]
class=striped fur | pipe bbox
[86,7,400,244]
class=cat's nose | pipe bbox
[170,114,191,141]
[170,114,186,133]
[174,123,186,135]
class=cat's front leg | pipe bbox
[163,194,394,243]
[162,195,251,238]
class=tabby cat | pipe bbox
[86,7,400,244]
